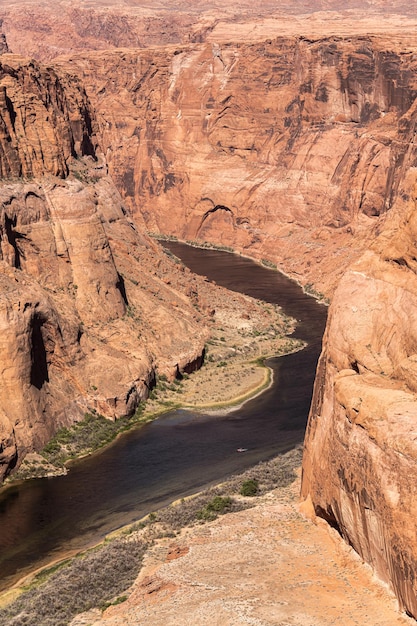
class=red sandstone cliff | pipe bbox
[58,34,417,296]
[0,53,208,482]
[56,29,417,617]
[3,1,417,63]
[301,181,417,617]
[2,3,417,619]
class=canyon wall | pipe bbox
[3,1,417,63]
[0,53,208,482]
[61,35,417,296]
[59,32,417,615]
[301,178,417,616]
[2,3,417,618]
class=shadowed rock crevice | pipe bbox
[116,273,129,306]
[197,205,234,237]
[30,314,49,390]
[314,504,343,536]
[4,214,27,269]
[4,94,16,131]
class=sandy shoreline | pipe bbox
[142,290,304,420]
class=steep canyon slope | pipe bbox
[55,34,417,297]
[3,3,417,296]
[0,52,209,482]
[301,186,417,617]
[2,1,417,620]
[57,16,417,621]
[3,1,417,63]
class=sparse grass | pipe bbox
[148,232,178,242]
[184,239,235,253]
[0,447,302,625]
[261,258,277,269]
[41,407,145,467]
[303,283,330,305]
[162,248,183,264]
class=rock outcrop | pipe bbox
[301,185,417,617]
[0,21,8,55]
[3,1,417,63]
[57,29,417,616]
[0,54,208,482]
[60,34,417,296]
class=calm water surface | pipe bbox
[0,243,326,590]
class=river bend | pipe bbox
[0,242,327,590]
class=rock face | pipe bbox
[301,185,417,616]
[0,53,95,179]
[3,1,417,63]
[0,21,8,55]
[56,28,417,616]
[61,34,417,296]
[0,54,208,482]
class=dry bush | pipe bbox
[0,446,302,626]
[0,537,145,626]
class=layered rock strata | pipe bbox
[0,54,208,482]
[61,34,417,296]
[2,6,417,618]
[3,1,417,63]
[0,21,8,55]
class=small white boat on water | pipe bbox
[236,447,248,453]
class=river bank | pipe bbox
[0,242,326,612]
[85,474,411,626]
[0,449,302,618]
[8,278,304,483]
[1,448,411,626]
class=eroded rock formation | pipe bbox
[0,54,208,482]
[0,21,8,55]
[301,184,417,618]
[2,2,417,618]
[58,34,417,296]
[3,1,417,63]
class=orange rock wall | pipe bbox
[0,55,208,482]
[301,183,417,618]
[2,8,417,617]
[65,35,417,296]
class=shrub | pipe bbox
[261,258,277,269]
[240,479,259,497]
[196,496,233,521]
[0,538,145,626]
[41,408,145,467]
[2,447,303,625]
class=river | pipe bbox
[0,242,327,591]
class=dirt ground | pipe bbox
[76,473,412,626]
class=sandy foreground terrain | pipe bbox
[73,475,412,626]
